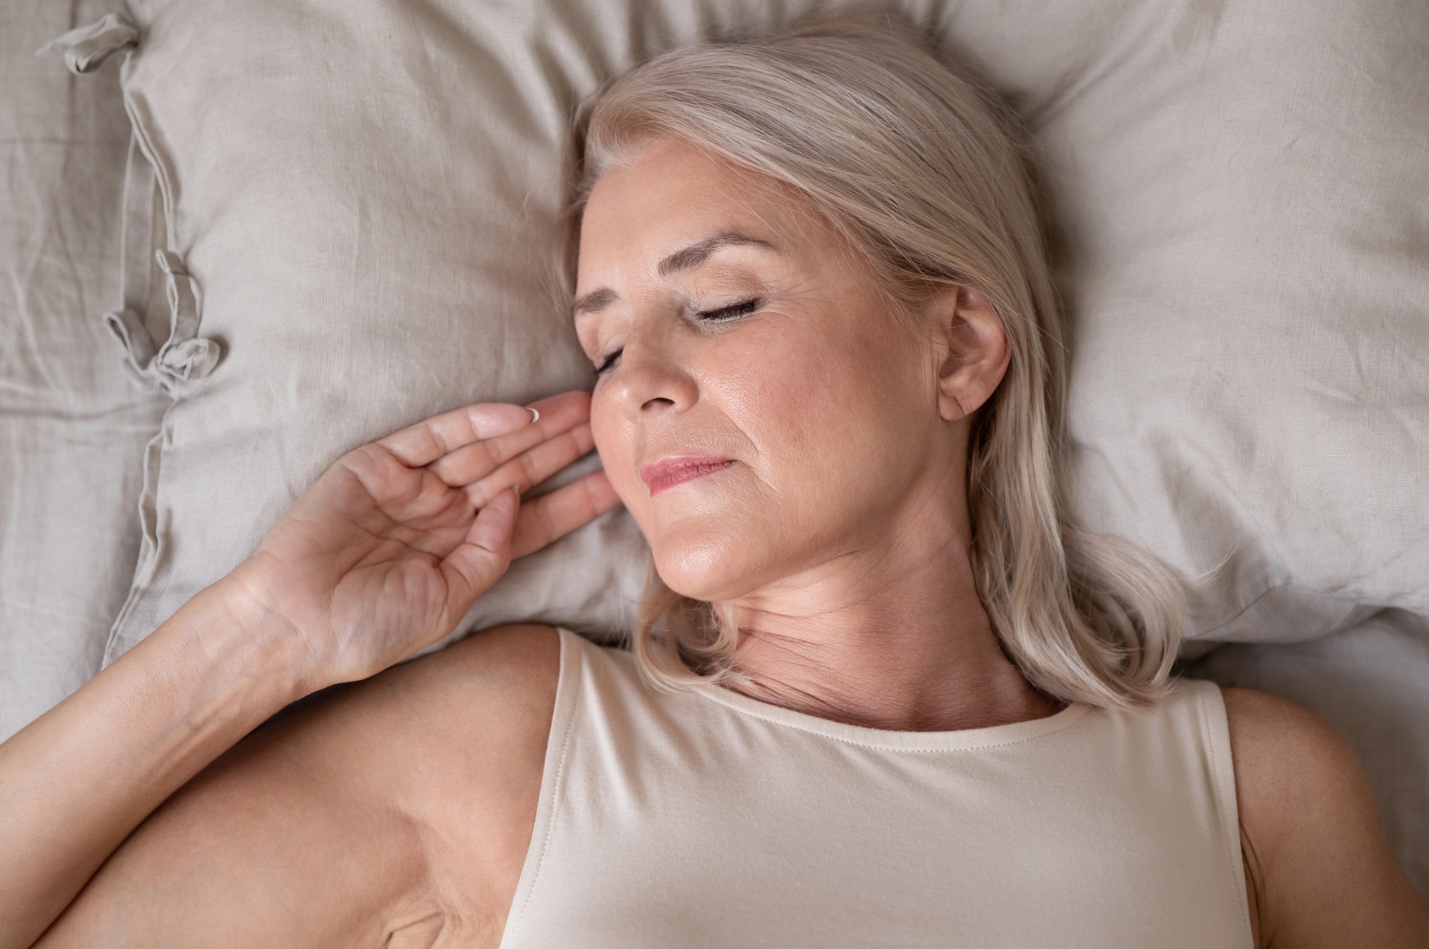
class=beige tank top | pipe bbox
[499,628,1255,948]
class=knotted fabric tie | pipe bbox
[104,250,222,398]
[35,11,140,75]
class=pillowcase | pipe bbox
[74,0,1426,662]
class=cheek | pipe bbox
[669,319,933,596]
[725,317,928,494]
[590,385,670,553]
[590,388,641,503]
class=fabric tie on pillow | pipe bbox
[40,11,222,398]
[102,250,221,398]
[35,10,139,75]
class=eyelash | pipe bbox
[593,297,763,375]
[700,297,762,322]
[595,350,621,375]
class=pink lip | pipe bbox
[640,455,736,496]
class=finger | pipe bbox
[511,470,622,559]
[427,390,590,488]
[464,423,596,508]
[378,403,537,469]
[439,487,518,617]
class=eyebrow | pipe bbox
[572,230,777,318]
[572,287,617,317]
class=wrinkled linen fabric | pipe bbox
[0,1,166,741]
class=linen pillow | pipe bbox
[70,0,1427,662]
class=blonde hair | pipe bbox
[572,20,1184,709]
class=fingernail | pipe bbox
[527,407,541,424]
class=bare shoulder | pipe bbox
[368,622,563,735]
[1220,686,1360,835]
[1221,687,1429,949]
[40,624,562,948]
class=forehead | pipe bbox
[576,138,835,284]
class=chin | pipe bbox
[651,525,767,603]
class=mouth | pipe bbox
[639,455,736,496]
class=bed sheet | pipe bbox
[0,1,166,741]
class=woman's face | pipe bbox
[574,138,964,603]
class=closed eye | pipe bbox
[594,297,763,376]
[698,297,762,322]
[595,348,622,375]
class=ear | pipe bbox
[929,284,1011,422]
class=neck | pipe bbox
[719,505,1061,732]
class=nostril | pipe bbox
[641,396,676,412]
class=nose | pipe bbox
[609,323,699,421]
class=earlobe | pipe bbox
[932,284,1010,422]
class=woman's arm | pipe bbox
[0,578,311,947]
[35,622,561,948]
[0,391,616,948]
[1224,687,1429,949]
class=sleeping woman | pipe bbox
[2,22,1426,949]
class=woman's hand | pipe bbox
[226,389,619,687]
